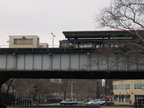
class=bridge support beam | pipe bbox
[0,70,143,87]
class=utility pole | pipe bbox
[71,79,73,99]
[96,81,100,99]
[70,79,75,99]
[105,78,108,105]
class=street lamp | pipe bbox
[51,33,55,47]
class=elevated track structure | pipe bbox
[1,30,144,86]
[0,47,143,86]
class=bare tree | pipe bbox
[93,0,144,73]
[95,0,144,52]
[94,0,144,103]
[96,0,144,30]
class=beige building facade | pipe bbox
[39,43,49,48]
[9,35,48,48]
[113,80,144,105]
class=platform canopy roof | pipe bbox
[63,30,144,40]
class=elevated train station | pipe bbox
[60,30,139,48]
[0,30,144,86]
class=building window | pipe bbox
[125,94,130,102]
[113,85,118,90]
[134,84,144,89]
[119,84,124,90]
[125,97,130,102]
[125,84,130,89]
[135,95,144,100]
[141,84,144,89]
[119,97,124,102]
[134,84,137,89]
[114,97,117,102]
[14,38,33,45]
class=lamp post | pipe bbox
[51,33,55,47]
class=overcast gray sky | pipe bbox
[0,0,111,47]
